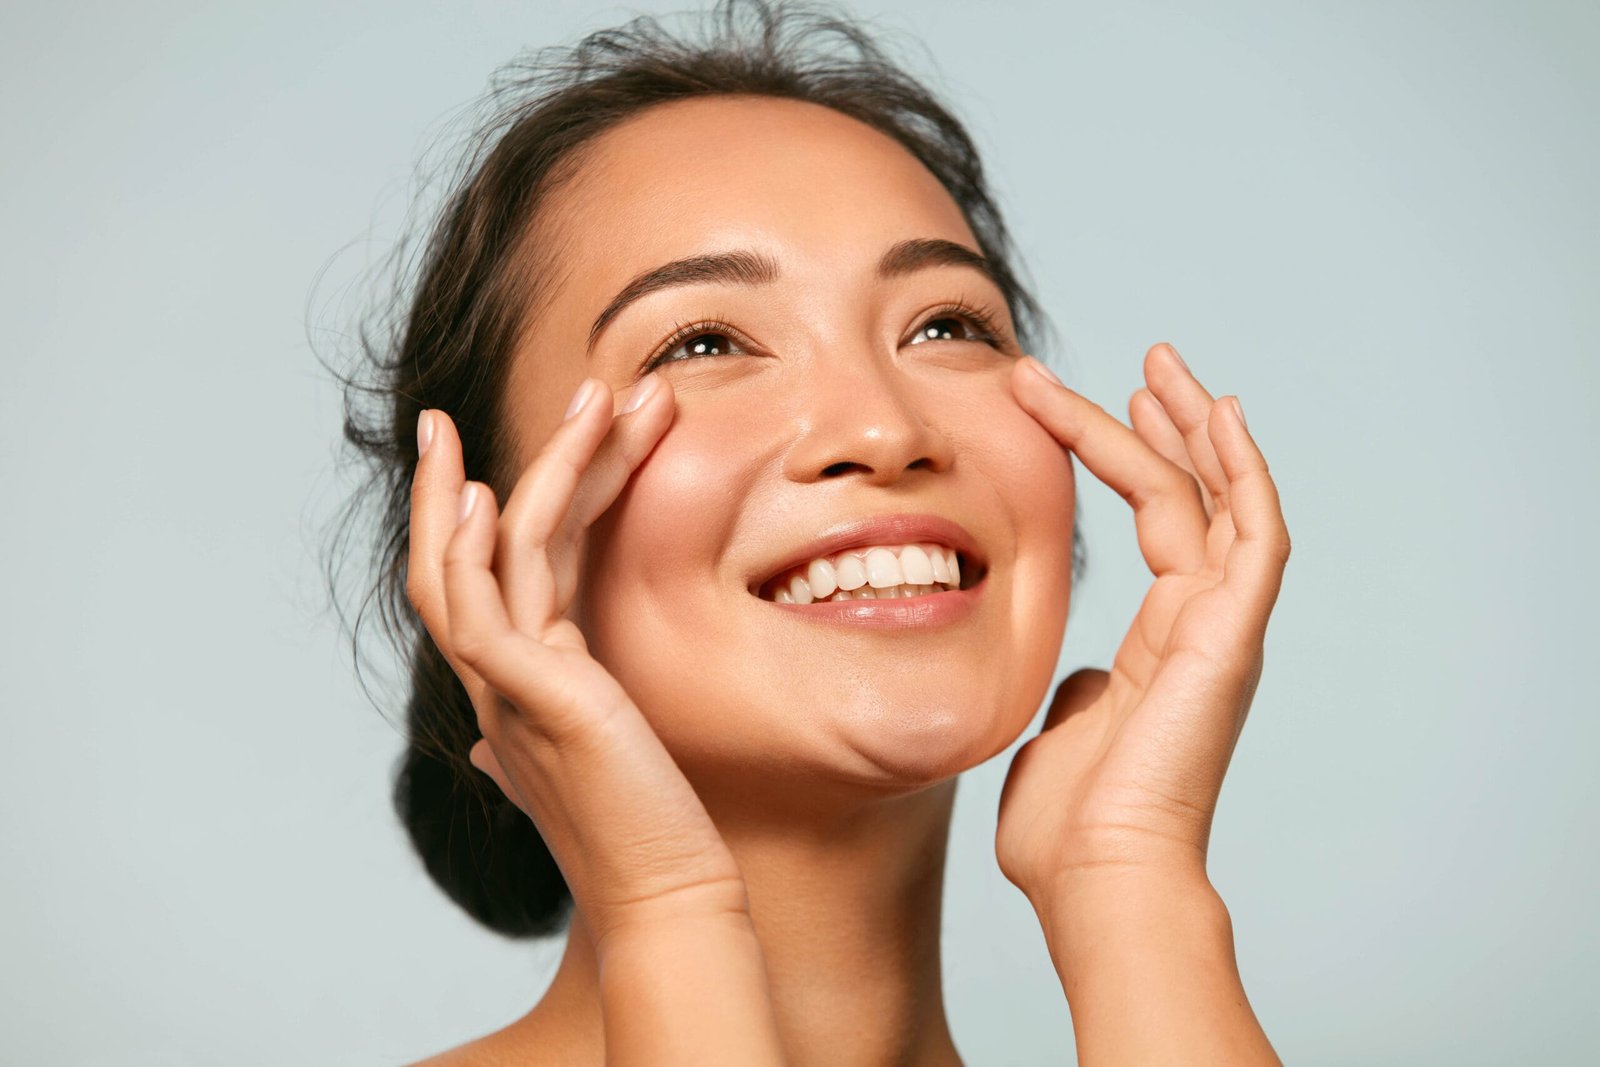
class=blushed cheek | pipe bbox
[972,404,1076,738]
[573,415,749,639]
[959,400,1075,517]
[1010,415,1077,584]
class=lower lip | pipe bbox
[757,574,984,629]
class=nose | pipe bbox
[780,351,956,486]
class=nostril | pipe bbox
[820,461,868,477]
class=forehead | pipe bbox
[540,95,979,298]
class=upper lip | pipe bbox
[748,512,988,598]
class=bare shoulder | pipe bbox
[405,1015,571,1066]
[405,1031,518,1067]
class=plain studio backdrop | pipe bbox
[2,1,1595,1063]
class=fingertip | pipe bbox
[457,482,480,526]
[1209,395,1267,477]
[458,480,502,529]
[1020,355,1063,387]
[1010,360,1061,417]
[618,373,663,415]
[413,408,464,482]
[563,378,602,421]
[417,409,435,459]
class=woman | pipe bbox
[330,0,1290,1061]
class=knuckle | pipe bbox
[440,544,476,580]
[448,622,499,668]
[1164,468,1204,510]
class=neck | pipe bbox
[518,778,963,1066]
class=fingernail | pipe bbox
[416,410,434,459]
[1164,344,1190,373]
[1026,356,1063,386]
[620,374,659,414]
[564,379,596,421]
[457,483,478,525]
[1228,396,1247,428]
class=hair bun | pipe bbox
[393,701,572,938]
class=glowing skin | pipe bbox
[474,96,1075,1063]
[417,88,1287,1063]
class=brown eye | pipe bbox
[659,330,733,363]
[642,319,747,372]
[911,316,977,344]
[907,306,1002,347]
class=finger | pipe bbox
[408,409,493,701]
[1129,387,1214,519]
[1208,396,1291,625]
[1142,343,1232,513]
[1014,358,1208,576]
[407,409,464,642]
[497,374,675,634]
[442,476,570,734]
[564,374,676,538]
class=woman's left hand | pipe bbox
[995,343,1291,905]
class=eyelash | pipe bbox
[640,300,1010,373]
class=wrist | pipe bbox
[595,909,787,1065]
[1036,865,1229,974]
[588,875,756,958]
[1033,868,1280,1065]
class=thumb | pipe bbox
[1041,667,1111,733]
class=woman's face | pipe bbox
[504,96,1074,802]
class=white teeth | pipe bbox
[806,558,837,599]
[864,547,904,589]
[899,544,934,585]
[834,555,869,591]
[761,541,974,602]
[823,581,941,603]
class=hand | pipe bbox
[995,344,1291,902]
[406,375,749,949]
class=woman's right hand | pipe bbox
[405,375,749,953]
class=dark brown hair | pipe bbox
[320,0,1085,939]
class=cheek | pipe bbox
[955,396,1078,723]
[1003,408,1077,618]
[572,409,749,678]
[952,393,1077,539]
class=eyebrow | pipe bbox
[585,237,1002,355]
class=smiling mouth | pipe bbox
[753,542,986,604]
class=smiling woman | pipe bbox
[321,0,1288,1063]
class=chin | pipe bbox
[805,676,1044,792]
[831,642,1063,789]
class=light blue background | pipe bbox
[2,1,1595,1063]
